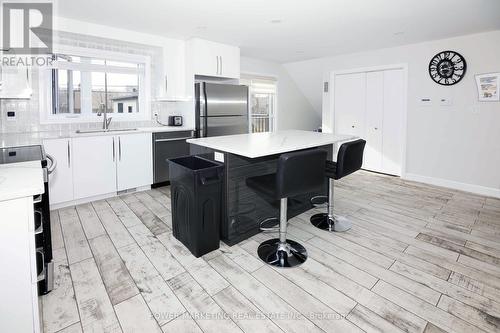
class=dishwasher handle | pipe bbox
[154,136,193,143]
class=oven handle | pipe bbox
[46,153,57,174]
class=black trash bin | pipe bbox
[168,156,224,257]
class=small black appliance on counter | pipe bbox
[168,116,183,126]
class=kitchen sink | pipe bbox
[75,128,138,134]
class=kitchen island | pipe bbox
[187,130,355,245]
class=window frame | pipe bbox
[39,45,151,124]
[241,74,278,133]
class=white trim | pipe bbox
[404,173,500,199]
[39,44,151,124]
[50,185,151,210]
[328,63,409,177]
[241,71,279,132]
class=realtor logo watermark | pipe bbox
[1,1,53,66]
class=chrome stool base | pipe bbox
[257,239,308,268]
[310,213,352,232]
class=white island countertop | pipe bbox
[187,130,356,158]
[0,161,44,201]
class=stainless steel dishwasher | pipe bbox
[153,130,194,185]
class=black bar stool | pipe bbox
[310,139,366,232]
[246,149,327,268]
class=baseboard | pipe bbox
[50,185,152,210]
[403,173,500,199]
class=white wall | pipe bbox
[240,57,319,131]
[284,30,500,197]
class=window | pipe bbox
[241,75,277,133]
[40,47,150,123]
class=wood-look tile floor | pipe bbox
[41,170,500,333]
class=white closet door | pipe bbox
[364,71,384,172]
[382,69,405,176]
[334,73,366,138]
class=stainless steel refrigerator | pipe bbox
[195,82,249,138]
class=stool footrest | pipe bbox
[310,195,328,207]
[259,217,279,232]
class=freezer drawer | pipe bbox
[153,131,194,184]
[200,115,248,137]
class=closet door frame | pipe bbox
[326,63,408,177]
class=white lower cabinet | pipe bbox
[44,132,153,206]
[116,133,153,191]
[43,138,74,205]
[0,197,40,333]
[72,135,117,200]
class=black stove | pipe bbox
[0,145,54,295]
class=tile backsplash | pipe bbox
[0,30,193,134]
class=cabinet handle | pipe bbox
[118,136,122,161]
[112,137,115,162]
[67,140,70,168]
[351,125,355,128]
[154,136,193,142]
[165,75,168,94]
[220,56,222,75]
[216,56,219,75]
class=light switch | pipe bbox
[420,98,432,106]
[440,98,452,106]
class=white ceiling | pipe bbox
[56,0,500,63]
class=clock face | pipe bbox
[428,51,467,85]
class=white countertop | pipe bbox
[187,130,356,158]
[0,126,194,148]
[0,161,44,201]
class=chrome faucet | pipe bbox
[98,102,113,130]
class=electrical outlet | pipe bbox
[6,110,16,121]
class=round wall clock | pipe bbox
[428,51,467,85]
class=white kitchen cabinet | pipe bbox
[187,38,240,79]
[72,135,117,199]
[43,138,74,205]
[0,196,40,333]
[0,66,32,99]
[116,133,153,191]
[156,39,191,101]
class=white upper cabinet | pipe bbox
[156,39,191,101]
[187,38,240,79]
[43,138,74,205]
[0,67,32,99]
[72,135,117,200]
[116,133,153,191]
